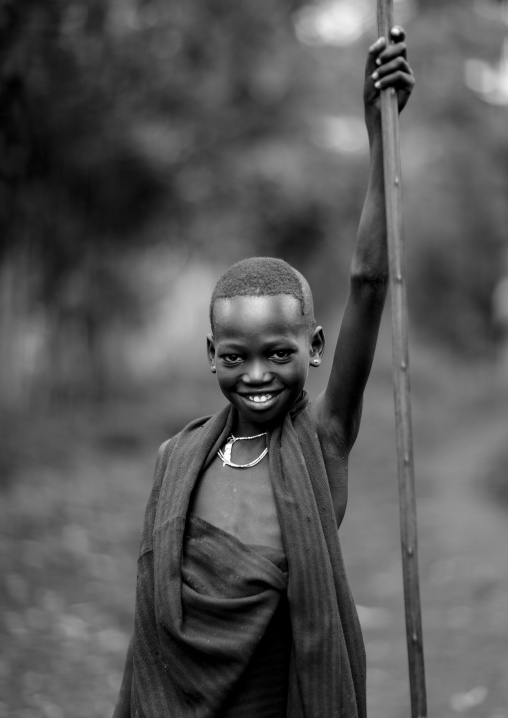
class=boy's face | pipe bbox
[208,295,324,434]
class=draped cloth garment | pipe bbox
[131,393,366,718]
[184,514,292,717]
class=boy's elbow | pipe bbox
[349,271,389,310]
[350,266,389,289]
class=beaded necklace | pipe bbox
[217,432,268,469]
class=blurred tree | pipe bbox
[0,0,169,403]
[402,0,508,353]
[0,0,318,404]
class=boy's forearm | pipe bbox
[350,126,389,286]
[318,28,412,446]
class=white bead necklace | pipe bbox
[218,432,268,469]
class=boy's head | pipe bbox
[209,257,316,337]
[207,257,324,431]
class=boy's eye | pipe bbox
[222,354,243,365]
[271,350,292,361]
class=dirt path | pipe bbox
[422,403,508,556]
[417,402,508,718]
[341,375,508,718]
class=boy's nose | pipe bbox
[242,361,272,384]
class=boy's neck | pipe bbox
[232,390,307,436]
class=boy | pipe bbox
[114,27,414,718]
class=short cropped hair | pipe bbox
[209,257,315,334]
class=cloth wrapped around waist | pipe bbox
[133,513,291,718]
[182,514,292,717]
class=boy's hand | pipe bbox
[364,26,414,128]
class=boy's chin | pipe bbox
[230,389,303,428]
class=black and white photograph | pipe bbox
[1,1,507,717]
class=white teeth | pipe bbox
[248,394,272,403]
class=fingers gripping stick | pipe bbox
[376,2,428,718]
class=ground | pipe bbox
[1,332,507,718]
[345,340,508,718]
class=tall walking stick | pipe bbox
[377,2,428,717]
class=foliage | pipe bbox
[402,1,508,353]
[0,0,308,276]
[0,0,321,401]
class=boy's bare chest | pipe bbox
[189,455,284,550]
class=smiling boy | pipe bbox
[113,26,414,718]
[193,268,321,550]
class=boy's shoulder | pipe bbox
[142,413,216,537]
[157,413,214,462]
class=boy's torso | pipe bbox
[189,452,284,550]
[189,404,350,546]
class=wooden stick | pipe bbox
[376,3,428,717]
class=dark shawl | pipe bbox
[131,394,366,718]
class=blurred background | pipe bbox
[1,0,508,716]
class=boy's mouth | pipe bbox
[239,391,282,410]
[248,394,273,403]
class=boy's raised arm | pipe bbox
[317,27,414,452]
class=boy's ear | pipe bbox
[207,334,217,373]
[310,325,325,367]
